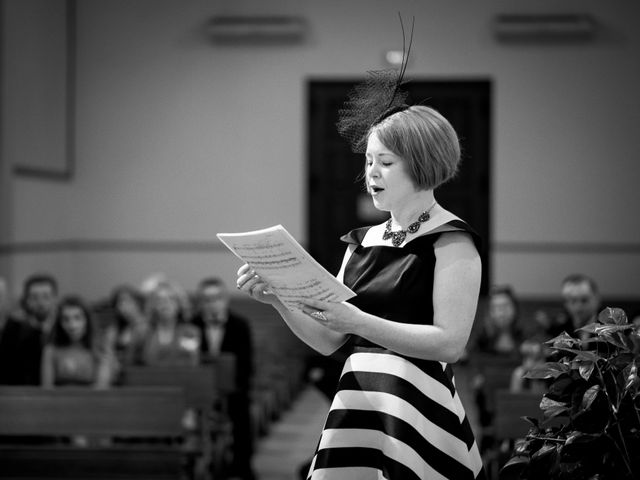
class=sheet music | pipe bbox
[217,225,355,312]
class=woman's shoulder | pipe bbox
[339,222,392,248]
[339,225,374,245]
[428,209,481,251]
[423,208,476,236]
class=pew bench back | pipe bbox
[0,386,187,479]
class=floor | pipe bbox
[253,386,329,480]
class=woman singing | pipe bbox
[237,41,485,477]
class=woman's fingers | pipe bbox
[237,264,251,276]
[236,264,258,287]
[237,271,260,291]
[236,264,253,284]
[236,265,271,300]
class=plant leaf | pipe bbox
[525,362,571,379]
[545,331,579,348]
[581,385,601,410]
[554,348,602,363]
[546,373,582,404]
[610,352,635,369]
[540,396,570,418]
[596,324,634,335]
[522,416,540,429]
[575,360,595,381]
[499,455,529,480]
[597,307,628,325]
[552,346,585,355]
[577,323,600,334]
[617,331,636,351]
[565,431,597,445]
[561,432,604,463]
[623,363,639,394]
[575,350,601,362]
[528,443,560,477]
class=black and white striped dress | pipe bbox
[307,220,485,480]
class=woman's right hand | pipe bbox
[236,264,279,305]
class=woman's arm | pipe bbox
[236,247,353,356]
[302,231,481,363]
[272,302,348,355]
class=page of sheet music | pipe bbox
[217,225,355,312]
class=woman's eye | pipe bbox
[382,162,392,167]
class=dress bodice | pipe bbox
[341,231,439,325]
[340,219,480,350]
[53,346,96,386]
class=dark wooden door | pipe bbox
[307,80,491,293]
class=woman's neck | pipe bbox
[389,190,436,229]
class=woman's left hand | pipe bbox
[301,299,362,335]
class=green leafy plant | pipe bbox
[500,307,640,480]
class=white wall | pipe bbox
[2,0,640,301]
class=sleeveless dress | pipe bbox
[52,346,97,386]
[307,219,485,480]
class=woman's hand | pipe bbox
[301,298,363,335]
[236,264,279,305]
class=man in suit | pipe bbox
[0,273,59,385]
[193,277,256,480]
[537,274,601,341]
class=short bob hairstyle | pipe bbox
[368,105,461,190]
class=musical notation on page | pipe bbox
[217,225,355,312]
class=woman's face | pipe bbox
[199,285,228,323]
[60,305,88,343]
[365,132,417,212]
[116,292,140,319]
[489,292,516,330]
[152,288,179,322]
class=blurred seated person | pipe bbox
[107,284,149,366]
[192,277,256,480]
[473,285,523,357]
[509,339,548,395]
[41,295,114,389]
[470,285,523,454]
[140,273,193,323]
[537,274,600,341]
[0,273,59,385]
[192,278,253,368]
[136,280,200,366]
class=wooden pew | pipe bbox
[487,390,565,479]
[494,390,564,441]
[120,356,236,478]
[0,386,186,479]
[121,354,236,410]
[471,353,521,390]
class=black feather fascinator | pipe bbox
[336,15,415,153]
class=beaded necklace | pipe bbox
[382,202,437,247]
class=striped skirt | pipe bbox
[307,350,485,480]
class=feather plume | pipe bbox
[336,15,414,153]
